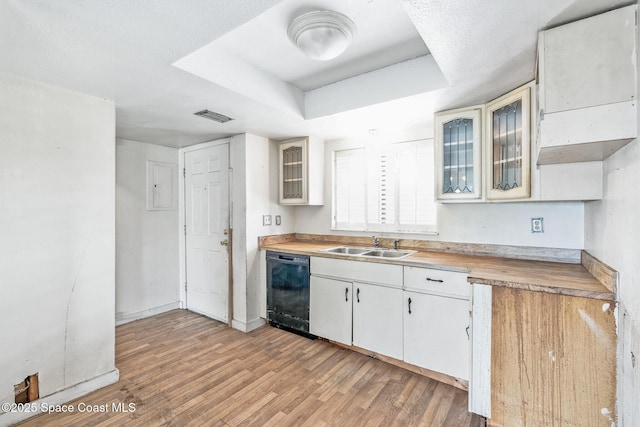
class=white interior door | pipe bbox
[185,144,229,322]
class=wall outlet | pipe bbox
[263,215,272,226]
[531,217,544,233]
[275,215,281,226]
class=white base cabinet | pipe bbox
[353,282,403,360]
[404,291,470,380]
[310,276,352,346]
[309,257,470,384]
[403,266,471,381]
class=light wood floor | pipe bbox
[18,310,482,426]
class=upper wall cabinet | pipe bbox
[486,84,531,200]
[278,137,324,205]
[435,106,483,201]
[537,5,637,165]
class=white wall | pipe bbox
[585,138,640,427]
[230,134,248,329]
[245,135,268,330]
[584,62,640,427]
[247,138,296,324]
[585,137,640,322]
[584,7,640,423]
[231,134,295,331]
[0,73,117,423]
[295,134,585,249]
[116,139,180,324]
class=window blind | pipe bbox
[333,140,437,233]
[334,148,366,230]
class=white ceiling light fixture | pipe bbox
[287,10,357,61]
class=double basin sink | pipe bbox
[321,246,415,259]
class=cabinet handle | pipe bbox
[345,288,349,302]
[466,325,470,339]
[408,297,412,314]
[356,288,360,303]
[426,278,444,283]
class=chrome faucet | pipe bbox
[373,236,380,248]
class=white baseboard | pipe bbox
[186,307,227,324]
[115,302,181,326]
[232,317,266,333]
[0,369,119,427]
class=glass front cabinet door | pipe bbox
[278,136,324,206]
[279,138,308,205]
[435,107,483,200]
[485,85,531,200]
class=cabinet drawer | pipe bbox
[403,266,470,299]
[311,256,402,288]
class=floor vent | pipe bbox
[194,109,233,123]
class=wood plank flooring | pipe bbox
[17,310,483,426]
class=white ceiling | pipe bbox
[0,0,631,148]
[204,0,429,91]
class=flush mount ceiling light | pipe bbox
[287,10,356,61]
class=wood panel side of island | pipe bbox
[489,287,616,427]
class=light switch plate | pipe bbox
[263,215,272,226]
[275,215,281,226]
[531,217,544,233]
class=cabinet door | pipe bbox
[279,138,308,205]
[486,84,531,200]
[540,5,635,115]
[353,282,403,360]
[404,291,470,380]
[309,275,352,345]
[435,106,483,200]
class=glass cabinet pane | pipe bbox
[279,138,312,205]
[282,146,303,200]
[434,107,482,201]
[486,84,531,200]
[443,118,475,194]
[491,100,522,191]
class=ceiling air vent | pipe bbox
[194,109,233,123]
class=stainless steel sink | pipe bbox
[321,246,415,259]
[361,249,414,258]
[322,246,372,255]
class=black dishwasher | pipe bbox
[266,251,313,336]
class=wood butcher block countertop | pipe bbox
[259,236,616,301]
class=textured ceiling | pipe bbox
[0,0,631,148]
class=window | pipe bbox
[333,139,437,233]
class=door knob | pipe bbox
[220,239,228,246]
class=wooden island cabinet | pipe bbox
[471,284,617,427]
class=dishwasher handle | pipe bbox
[266,252,309,266]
